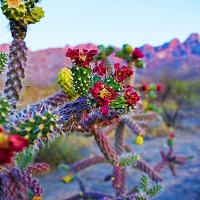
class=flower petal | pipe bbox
[100,104,109,115]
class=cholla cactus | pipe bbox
[1,0,44,107]
[0,167,43,199]
[115,44,146,85]
[65,48,141,115]
[116,44,146,69]
[59,46,191,199]
[0,1,192,198]
[95,45,114,74]
[141,83,163,114]
[154,134,188,176]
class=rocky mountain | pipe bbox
[0,33,200,86]
[138,33,200,82]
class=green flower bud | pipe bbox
[167,138,174,147]
[134,59,146,68]
[148,91,157,99]
[24,6,44,24]
[122,44,133,55]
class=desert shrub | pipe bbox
[34,134,92,171]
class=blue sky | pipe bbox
[0,0,200,51]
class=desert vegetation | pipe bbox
[0,1,199,200]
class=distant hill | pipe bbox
[0,33,200,86]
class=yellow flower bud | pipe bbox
[7,0,20,8]
[62,173,74,184]
[135,135,144,146]
[32,196,42,200]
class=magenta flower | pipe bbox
[0,126,28,165]
[90,82,118,115]
[132,48,144,60]
[114,63,133,83]
[123,85,140,105]
[65,48,97,67]
[92,62,107,77]
[156,84,162,92]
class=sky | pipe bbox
[0,0,200,51]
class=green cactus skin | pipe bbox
[1,0,26,21]
[104,76,122,92]
[167,139,174,146]
[24,0,40,12]
[11,110,60,145]
[0,51,7,74]
[71,66,92,96]
[140,175,149,193]
[95,46,114,74]
[146,184,162,198]
[109,95,127,109]
[15,146,35,168]
[57,67,78,101]
[119,153,140,167]
[24,6,44,24]
[0,97,11,124]
[134,59,146,69]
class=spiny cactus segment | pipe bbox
[24,0,40,12]
[26,163,50,175]
[15,146,35,168]
[57,67,78,100]
[154,134,189,176]
[140,175,149,193]
[24,6,44,24]
[116,44,146,68]
[0,97,11,124]
[11,110,60,145]
[94,130,119,165]
[71,65,92,96]
[0,51,7,73]
[11,168,43,197]
[95,45,114,60]
[127,175,162,199]
[146,184,162,198]
[119,152,140,166]
[135,160,163,182]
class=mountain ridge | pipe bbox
[0,33,200,85]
